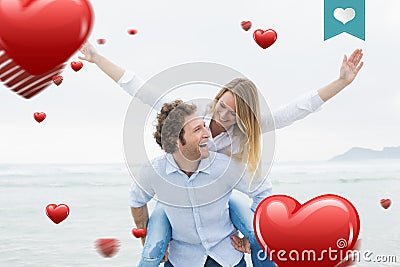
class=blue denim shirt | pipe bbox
[129,152,272,267]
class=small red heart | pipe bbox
[34,112,46,123]
[380,198,391,209]
[241,21,252,31]
[52,75,63,86]
[45,204,69,224]
[254,194,360,267]
[71,61,83,72]
[127,29,138,35]
[97,38,106,45]
[253,29,277,49]
[0,0,93,75]
[95,238,120,258]
[132,228,147,238]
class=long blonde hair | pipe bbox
[210,78,261,174]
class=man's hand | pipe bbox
[230,235,251,254]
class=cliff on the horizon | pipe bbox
[330,146,400,161]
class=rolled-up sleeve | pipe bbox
[118,70,145,96]
[261,90,325,132]
[118,70,173,111]
[129,164,156,208]
[129,181,154,208]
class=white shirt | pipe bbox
[118,70,325,154]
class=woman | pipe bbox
[79,43,363,266]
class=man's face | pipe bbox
[178,114,211,161]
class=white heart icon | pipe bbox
[333,8,356,24]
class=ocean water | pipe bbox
[0,160,399,267]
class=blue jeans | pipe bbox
[138,196,275,267]
[164,256,246,267]
[138,203,171,267]
[228,196,275,267]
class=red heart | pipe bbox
[96,38,106,45]
[45,204,69,224]
[127,29,138,35]
[34,112,46,123]
[253,29,277,49]
[380,198,391,209]
[1,44,65,99]
[52,75,63,86]
[254,194,360,267]
[71,61,83,72]
[132,228,147,238]
[241,21,252,31]
[95,238,120,258]
[0,0,93,75]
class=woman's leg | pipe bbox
[229,195,275,267]
[138,203,171,267]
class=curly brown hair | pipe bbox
[153,100,197,153]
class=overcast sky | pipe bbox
[1,0,400,163]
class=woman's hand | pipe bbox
[161,244,169,262]
[318,49,364,102]
[78,42,99,63]
[339,49,364,85]
[230,235,251,254]
[77,42,125,82]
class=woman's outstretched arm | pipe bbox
[261,49,364,132]
[79,42,166,108]
[317,48,364,102]
[79,42,125,83]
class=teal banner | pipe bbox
[324,0,365,40]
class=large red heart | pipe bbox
[254,194,360,267]
[0,0,93,75]
[0,44,65,98]
[45,204,69,224]
[95,238,120,258]
[253,29,277,49]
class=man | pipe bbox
[130,100,271,267]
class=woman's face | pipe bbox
[214,91,237,129]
